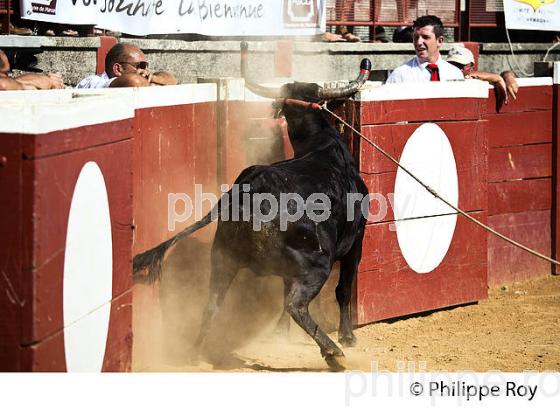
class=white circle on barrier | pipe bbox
[63,162,113,372]
[393,123,458,273]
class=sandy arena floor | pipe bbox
[234,275,560,372]
[135,238,560,372]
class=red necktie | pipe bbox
[427,63,440,81]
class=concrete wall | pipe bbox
[477,43,559,76]
[1,36,559,86]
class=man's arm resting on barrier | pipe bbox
[467,71,509,103]
[0,77,25,90]
[150,71,178,86]
[109,71,176,88]
[14,73,65,90]
[109,73,150,88]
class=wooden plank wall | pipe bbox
[132,102,218,255]
[0,133,23,371]
[131,100,283,254]
[554,82,560,275]
[131,102,218,370]
[0,120,135,371]
[484,86,554,285]
[354,98,488,325]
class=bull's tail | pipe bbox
[132,206,217,284]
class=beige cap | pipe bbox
[447,46,475,66]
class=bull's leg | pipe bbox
[274,278,291,337]
[286,274,346,371]
[192,250,238,351]
[336,226,365,347]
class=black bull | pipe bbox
[133,58,372,371]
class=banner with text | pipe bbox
[21,0,327,36]
[504,0,560,31]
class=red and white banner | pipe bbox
[21,0,327,36]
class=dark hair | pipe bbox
[105,43,138,77]
[392,26,413,43]
[413,15,444,38]
[374,26,389,43]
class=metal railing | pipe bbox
[466,0,501,40]
[326,0,461,41]
[0,0,12,35]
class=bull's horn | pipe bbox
[241,41,285,99]
[318,58,372,100]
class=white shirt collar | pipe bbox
[416,55,443,68]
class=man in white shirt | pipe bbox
[76,43,177,89]
[386,15,463,84]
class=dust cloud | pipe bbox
[133,232,343,371]
[244,118,287,166]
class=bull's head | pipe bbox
[240,42,371,109]
[240,42,371,157]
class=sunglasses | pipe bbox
[119,61,149,70]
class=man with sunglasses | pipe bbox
[76,43,177,89]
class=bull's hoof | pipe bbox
[325,353,347,372]
[338,334,357,348]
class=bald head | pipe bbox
[105,43,146,78]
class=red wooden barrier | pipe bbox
[0,91,135,371]
[484,78,554,285]
[124,85,219,370]
[74,83,287,371]
[130,85,219,253]
[555,64,560,275]
[1,74,557,370]
[352,81,490,324]
[0,85,224,371]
